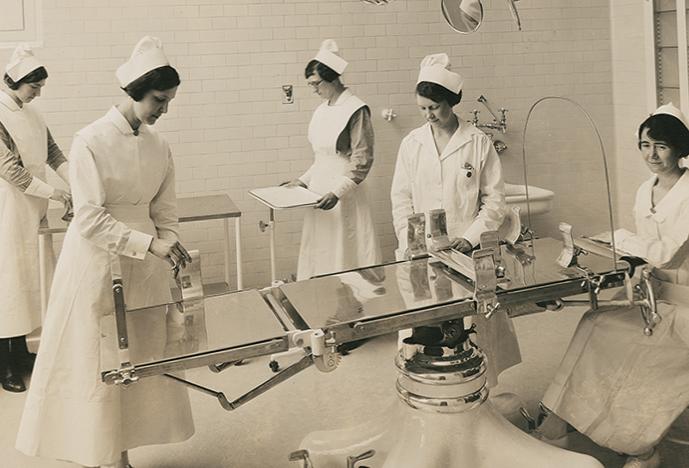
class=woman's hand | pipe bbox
[450,237,473,253]
[280,179,307,188]
[50,188,72,207]
[315,192,339,210]
[149,238,193,276]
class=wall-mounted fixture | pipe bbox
[442,0,483,34]
[360,0,394,5]
[281,84,293,104]
[381,108,397,122]
[504,0,522,31]
[471,95,508,133]
[440,0,522,33]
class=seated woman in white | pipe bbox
[536,104,689,468]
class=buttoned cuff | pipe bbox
[124,230,153,260]
[331,176,357,199]
[24,177,55,199]
[462,227,481,250]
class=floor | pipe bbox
[1,307,688,467]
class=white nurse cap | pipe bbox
[417,53,463,94]
[116,36,170,87]
[313,39,348,75]
[653,103,689,131]
[5,44,43,82]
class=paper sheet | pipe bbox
[249,185,321,210]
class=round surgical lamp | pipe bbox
[442,0,483,34]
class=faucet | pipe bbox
[471,95,508,133]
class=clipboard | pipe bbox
[249,185,321,210]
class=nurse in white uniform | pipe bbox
[16,37,194,468]
[287,39,381,280]
[390,53,520,387]
[536,104,689,468]
[0,45,70,393]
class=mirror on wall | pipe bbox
[442,0,483,34]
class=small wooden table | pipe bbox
[37,194,243,316]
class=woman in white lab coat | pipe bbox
[0,45,71,393]
[390,53,519,387]
[16,37,194,468]
[536,104,689,468]
[287,39,381,280]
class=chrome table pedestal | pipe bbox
[293,322,603,468]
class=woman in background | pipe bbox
[0,45,70,393]
[536,104,689,468]
[390,53,518,388]
[286,39,381,280]
[16,37,193,468]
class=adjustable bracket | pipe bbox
[165,353,315,411]
[107,244,139,387]
[635,268,661,336]
[472,248,500,318]
[270,329,341,373]
[556,222,587,268]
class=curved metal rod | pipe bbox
[521,96,618,269]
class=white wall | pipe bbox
[609,0,655,231]
[2,0,616,288]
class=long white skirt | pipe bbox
[543,281,689,455]
[0,180,46,337]
[298,178,381,281]
[16,214,194,467]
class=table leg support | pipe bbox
[234,217,243,290]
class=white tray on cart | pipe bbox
[249,186,320,210]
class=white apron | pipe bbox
[0,93,48,337]
[297,93,381,280]
[16,108,194,467]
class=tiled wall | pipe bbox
[609,0,655,231]
[3,0,616,288]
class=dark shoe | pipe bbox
[2,371,26,392]
[17,352,36,373]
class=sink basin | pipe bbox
[504,183,554,216]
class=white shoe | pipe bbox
[623,449,660,468]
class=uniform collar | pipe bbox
[640,169,689,218]
[0,90,22,112]
[413,119,477,160]
[106,106,148,136]
[327,88,352,106]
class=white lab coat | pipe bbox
[16,107,194,466]
[0,92,66,337]
[543,170,689,455]
[297,90,381,280]
[391,121,506,257]
[390,120,519,386]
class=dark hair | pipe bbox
[638,113,689,157]
[122,65,180,102]
[416,81,462,107]
[3,66,49,90]
[304,60,340,82]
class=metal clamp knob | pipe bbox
[347,449,376,468]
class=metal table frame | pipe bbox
[100,235,651,413]
[38,194,243,316]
